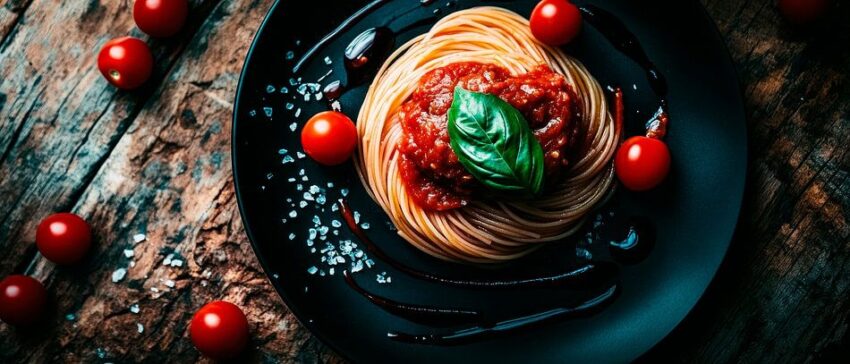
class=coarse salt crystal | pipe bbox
[133,234,146,243]
[111,268,127,283]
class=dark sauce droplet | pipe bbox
[609,216,655,265]
[344,27,395,87]
[322,80,343,101]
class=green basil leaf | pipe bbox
[447,87,545,196]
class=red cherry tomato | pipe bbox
[614,136,671,191]
[190,301,249,360]
[36,213,92,265]
[530,0,582,46]
[301,111,358,166]
[97,37,154,90]
[777,0,831,25]
[133,0,189,38]
[0,275,47,326]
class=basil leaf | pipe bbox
[447,87,545,196]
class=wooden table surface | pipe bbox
[1,0,848,362]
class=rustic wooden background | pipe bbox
[0,0,847,362]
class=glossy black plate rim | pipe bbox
[231,0,748,361]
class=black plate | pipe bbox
[232,0,747,362]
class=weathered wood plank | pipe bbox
[643,1,850,362]
[0,0,33,47]
[0,0,218,274]
[0,0,342,362]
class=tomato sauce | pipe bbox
[397,62,580,211]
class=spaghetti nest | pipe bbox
[355,7,618,263]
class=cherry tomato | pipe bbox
[301,111,358,166]
[36,213,92,265]
[133,0,189,38]
[777,0,831,25]
[0,275,47,326]
[97,37,154,90]
[614,136,671,191]
[190,301,249,360]
[530,0,582,46]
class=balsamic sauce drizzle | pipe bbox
[387,285,619,345]
[292,0,389,73]
[339,199,617,289]
[343,270,482,326]
[579,5,669,138]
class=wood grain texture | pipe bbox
[0,0,848,362]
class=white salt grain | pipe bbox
[111,268,127,283]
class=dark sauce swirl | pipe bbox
[580,5,669,138]
[387,285,619,345]
[343,270,482,326]
[339,199,618,289]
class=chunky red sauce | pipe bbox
[397,62,580,211]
